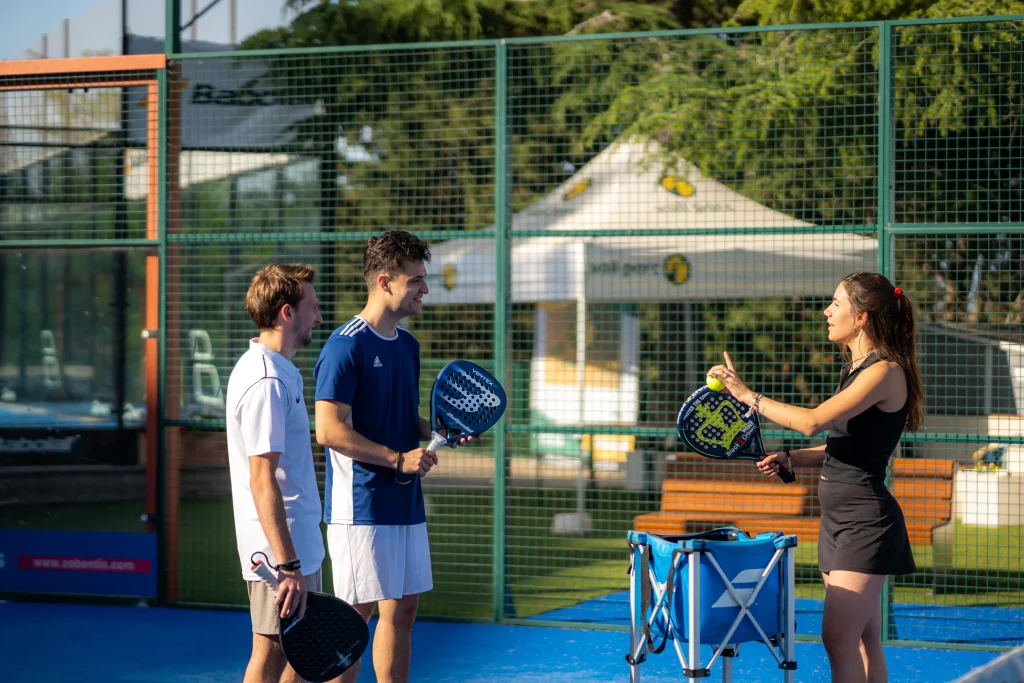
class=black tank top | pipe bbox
[821,353,907,487]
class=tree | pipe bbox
[234,0,1024,418]
[235,1,687,375]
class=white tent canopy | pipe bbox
[426,140,878,303]
[423,140,878,496]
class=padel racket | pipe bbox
[676,385,796,483]
[252,558,369,682]
[426,360,507,452]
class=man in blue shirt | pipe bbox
[314,231,464,683]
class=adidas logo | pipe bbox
[373,356,383,368]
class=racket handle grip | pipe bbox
[426,432,447,452]
[777,465,796,484]
[252,560,280,591]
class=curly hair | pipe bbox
[362,231,431,290]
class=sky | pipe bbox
[0,0,293,61]
[1,0,102,60]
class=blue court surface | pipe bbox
[0,401,141,429]
[526,592,1024,647]
[0,600,1005,682]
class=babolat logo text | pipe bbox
[0,436,81,453]
[444,413,472,433]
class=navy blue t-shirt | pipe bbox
[314,316,424,525]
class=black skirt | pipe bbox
[817,477,917,576]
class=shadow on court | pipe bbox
[0,600,1004,682]
[525,592,1024,647]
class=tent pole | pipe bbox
[552,242,594,535]
[572,242,593,533]
[576,289,587,520]
[552,245,593,535]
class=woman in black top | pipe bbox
[708,272,924,683]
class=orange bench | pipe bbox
[633,455,955,548]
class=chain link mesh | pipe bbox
[1,21,1022,648]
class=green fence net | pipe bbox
[1,17,1022,648]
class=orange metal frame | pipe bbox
[0,54,165,77]
[0,55,165,556]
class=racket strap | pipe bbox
[639,546,682,655]
[639,543,650,639]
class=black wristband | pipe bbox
[783,450,792,466]
[278,558,301,571]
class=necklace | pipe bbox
[848,349,876,365]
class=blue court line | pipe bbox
[0,600,1004,683]
[0,402,120,428]
[523,592,1024,646]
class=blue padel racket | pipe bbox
[426,360,507,451]
[676,385,796,483]
[396,360,506,484]
[252,558,369,682]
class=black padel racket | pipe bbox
[676,385,796,483]
[252,559,369,682]
[426,360,506,451]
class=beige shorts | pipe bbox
[246,568,323,635]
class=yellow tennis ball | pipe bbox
[706,375,725,392]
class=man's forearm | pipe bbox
[318,420,400,469]
[251,477,298,564]
[419,416,431,441]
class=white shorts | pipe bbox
[327,523,433,605]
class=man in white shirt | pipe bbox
[226,263,326,683]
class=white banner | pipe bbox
[126,36,316,150]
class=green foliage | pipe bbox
[911,0,1024,16]
[236,1,683,365]
[259,0,680,47]
[576,29,878,225]
[575,18,1024,325]
[239,0,684,235]
[236,1,1024,381]
[731,0,1024,25]
[732,0,930,25]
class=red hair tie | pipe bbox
[893,287,903,299]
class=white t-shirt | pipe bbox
[226,340,324,581]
